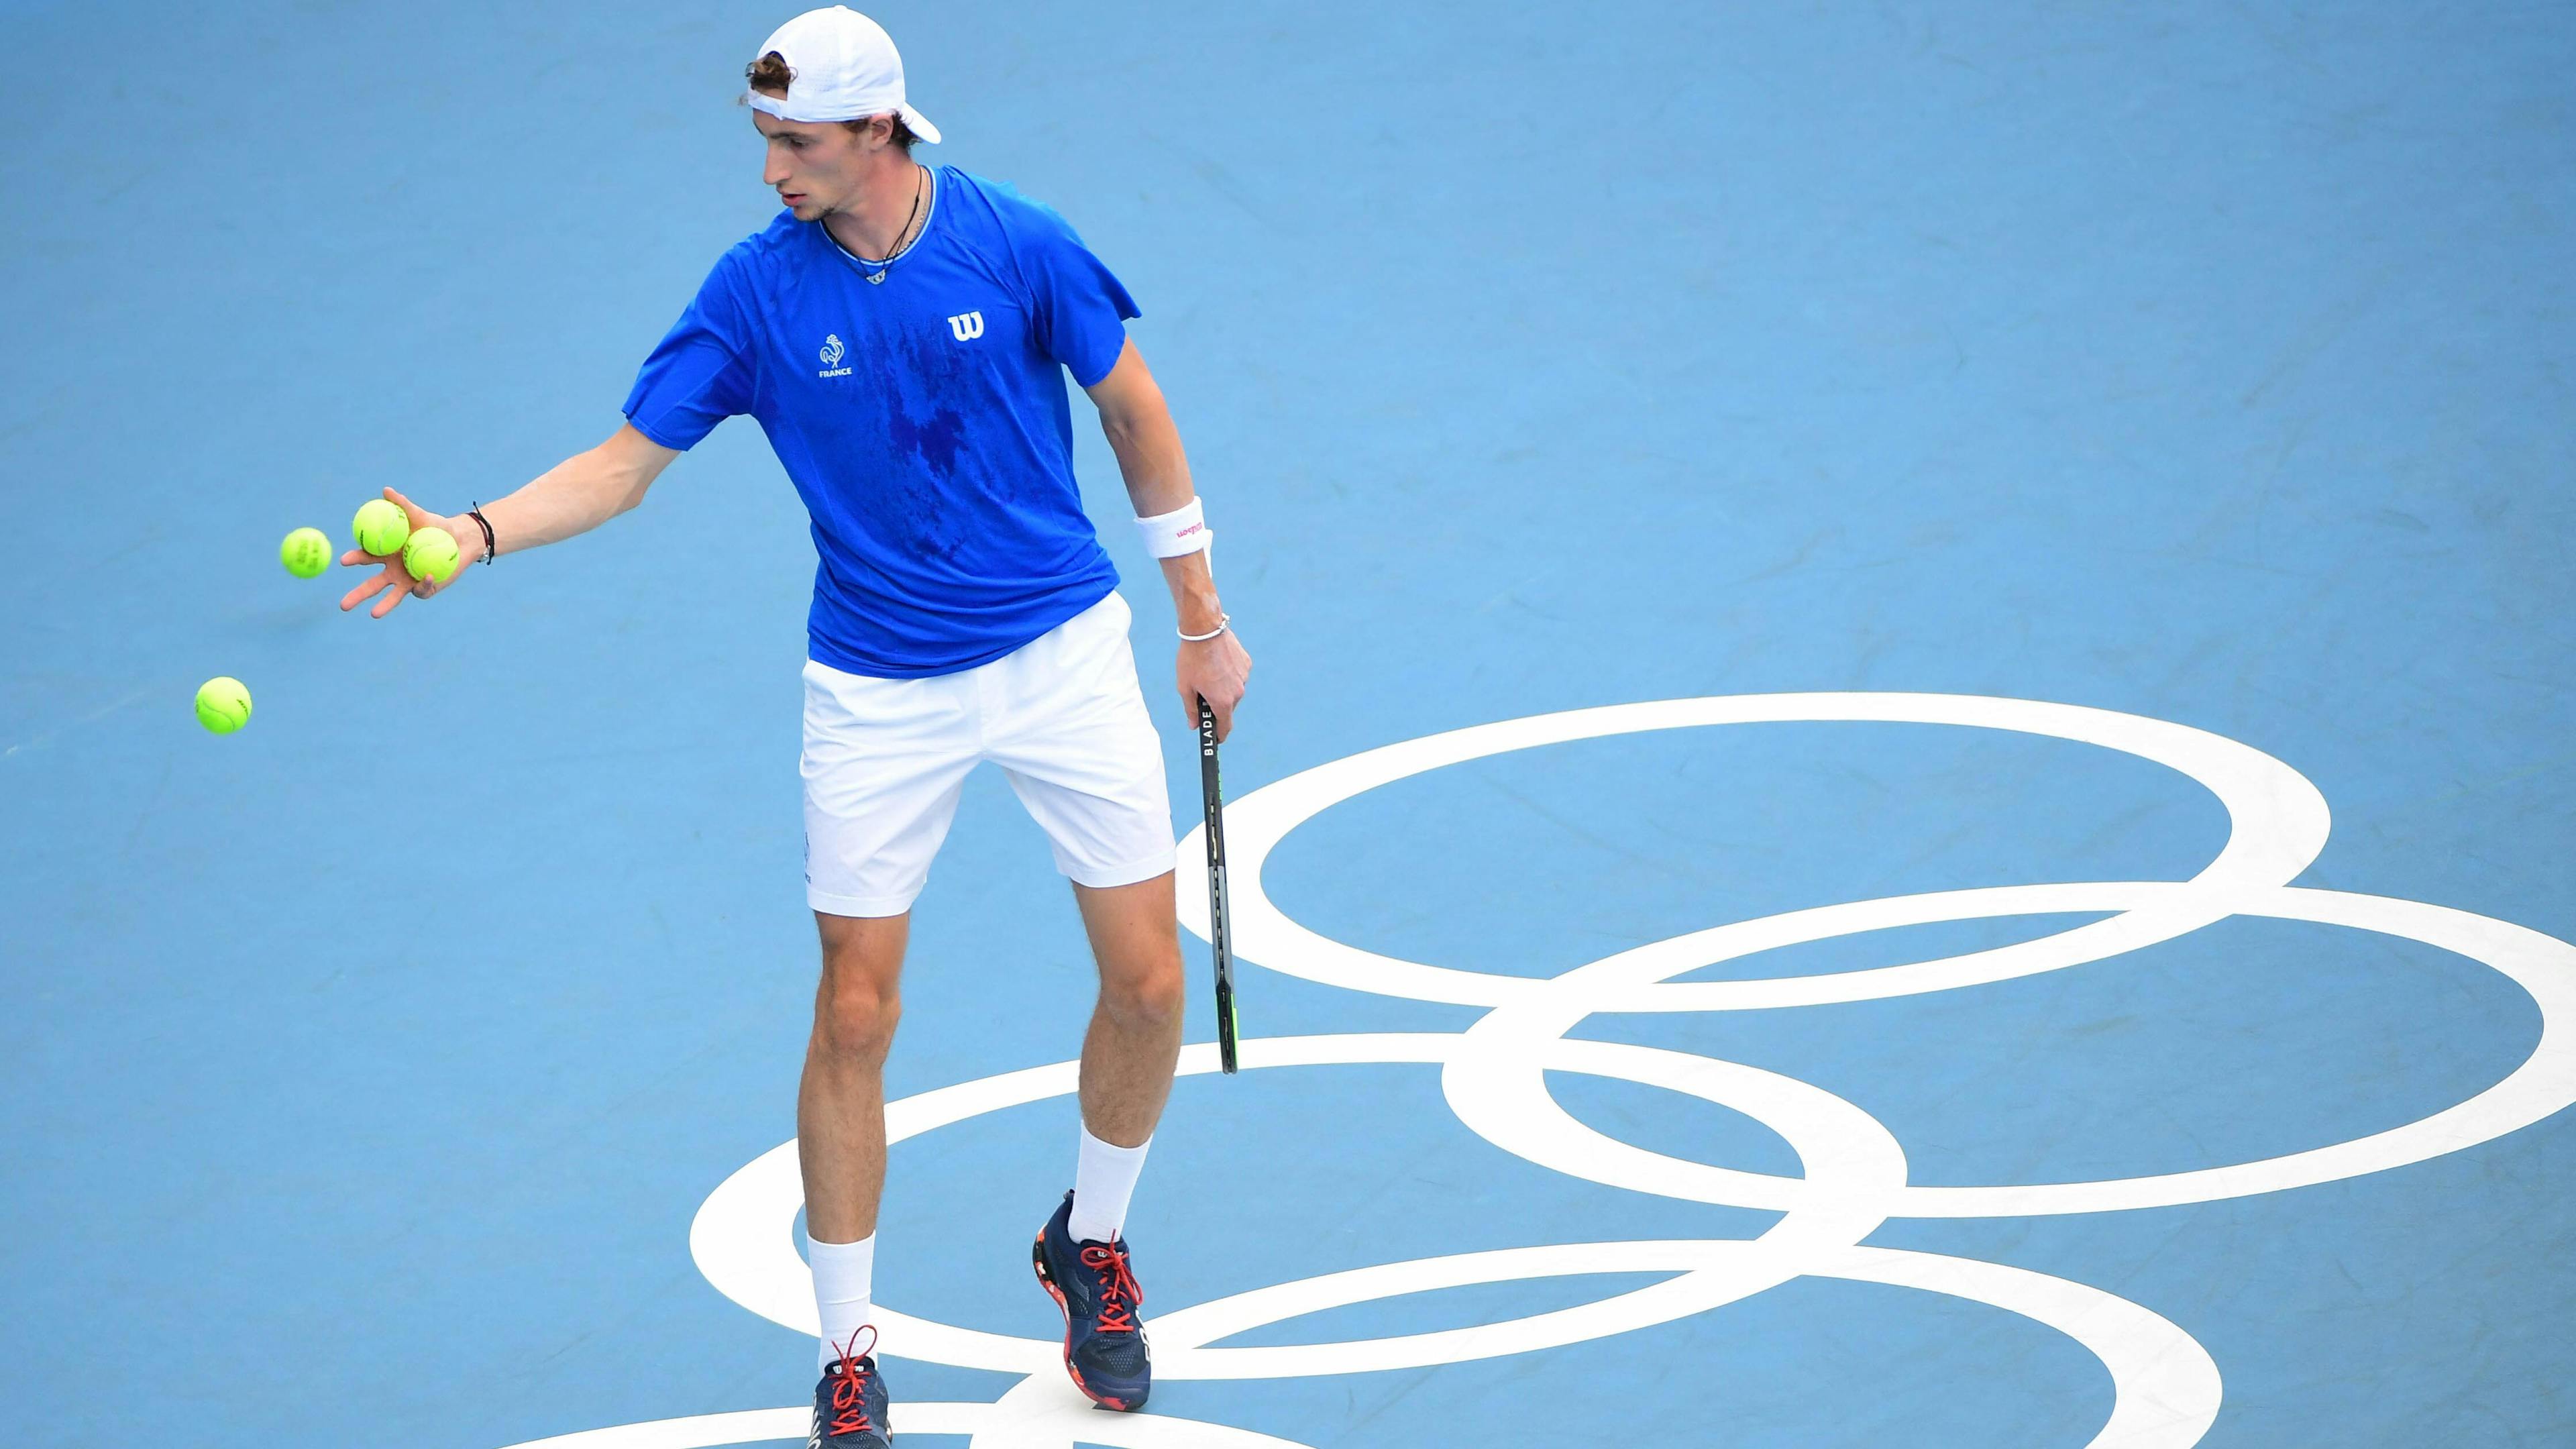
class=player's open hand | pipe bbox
[1179,628,1252,743]
[337,486,476,619]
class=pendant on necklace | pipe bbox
[866,270,887,285]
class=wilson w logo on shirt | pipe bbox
[948,311,985,342]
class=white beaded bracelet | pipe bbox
[1178,613,1231,643]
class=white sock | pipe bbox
[808,1230,876,1373]
[1067,1125,1152,1244]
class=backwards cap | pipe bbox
[744,6,941,143]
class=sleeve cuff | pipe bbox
[1069,330,1131,390]
[623,409,700,452]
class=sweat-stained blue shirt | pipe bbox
[623,166,1138,678]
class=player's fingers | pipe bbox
[384,486,435,529]
[370,580,410,618]
[337,547,373,569]
[1210,694,1238,743]
[338,570,392,612]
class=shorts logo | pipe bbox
[948,311,985,342]
[816,332,852,378]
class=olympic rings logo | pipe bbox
[500,694,2576,1448]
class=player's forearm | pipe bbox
[1101,401,1195,518]
[1158,551,1223,636]
[1101,406,1223,633]
[476,429,669,559]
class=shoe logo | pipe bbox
[816,332,853,379]
[948,311,985,342]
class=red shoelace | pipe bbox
[826,1325,879,1436]
[1079,1242,1145,1334]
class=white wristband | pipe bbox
[1179,613,1230,642]
[1134,498,1214,558]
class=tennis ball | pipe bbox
[403,526,461,584]
[353,498,411,556]
[195,676,252,735]
[280,526,331,578]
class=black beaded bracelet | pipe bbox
[466,504,497,564]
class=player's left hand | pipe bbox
[1178,629,1252,743]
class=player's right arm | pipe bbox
[337,423,680,618]
[346,239,753,616]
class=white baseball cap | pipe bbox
[743,6,941,143]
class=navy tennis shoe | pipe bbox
[808,1329,891,1449]
[1031,1189,1152,1410]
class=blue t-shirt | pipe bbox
[623,166,1138,678]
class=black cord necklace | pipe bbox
[861,165,926,284]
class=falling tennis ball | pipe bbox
[195,676,252,735]
[403,526,461,584]
[352,498,411,557]
[280,526,331,578]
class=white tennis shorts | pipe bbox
[801,590,1175,917]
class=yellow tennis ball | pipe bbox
[353,498,411,556]
[195,676,252,735]
[403,526,460,584]
[280,526,331,579]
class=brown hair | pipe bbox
[745,50,918,152]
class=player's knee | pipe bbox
[814,978,902,1061]
[1102,956,1183,1028]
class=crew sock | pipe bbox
[1067,1126,1152,1244]
[808,1230,877,1373]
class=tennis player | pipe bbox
[337,8,1249,1443]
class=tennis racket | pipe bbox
[1197,697,1240,1074]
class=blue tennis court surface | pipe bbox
[5,3,2573,1446]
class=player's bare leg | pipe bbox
[1071,871,1188,1146]
[1031,869,1185,1411]
[802,910,910,1242]
[801,907,907,1448]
